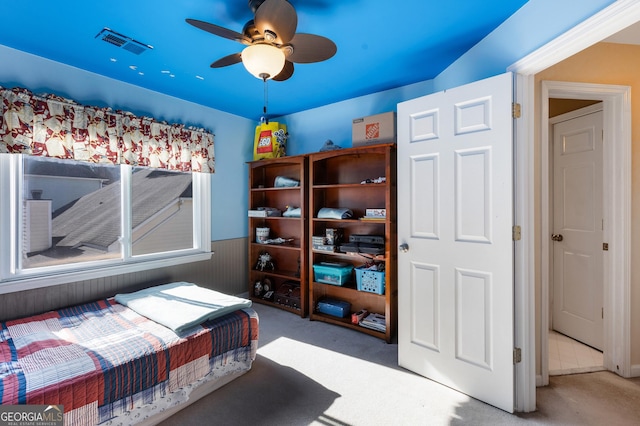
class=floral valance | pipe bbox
[0,86,215,173]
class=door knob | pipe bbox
[551,234,563,242]
[399,243,409,253]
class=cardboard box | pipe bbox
[352,112,396,147]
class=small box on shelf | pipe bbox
[316,297,351,318]
[248,207,282,217]
[352,112,396,147]
[365,208,386,218]
[312,235,328,245]
[312,243,336,252]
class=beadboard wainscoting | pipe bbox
[0,238,248,322]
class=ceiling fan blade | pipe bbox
[210,53,242,68]
[272,61,294,81]
[186,19,251,44]
[254,0,297,45]
[287,33,336,63]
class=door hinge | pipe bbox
[603,242,609,251]
[512,102,522,119]
[602,307,604,319]
[513,347,522,364]
[512,225,521,241]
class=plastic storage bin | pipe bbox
[355,266,385,294]
[313,263,353,286]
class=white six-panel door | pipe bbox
[552,107,603,351]
[397,72,514,412]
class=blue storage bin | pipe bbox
[355,266,385,295]
[313,263,353,286]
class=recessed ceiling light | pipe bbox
[161,70,171,74]
[196,75,204,80]
[129,65,137,70]
[110,58,117,62]
[138,72,144,76]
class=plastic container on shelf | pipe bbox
[312,263,353,286]
[355,265,385,295]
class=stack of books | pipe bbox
[359,313,386,332]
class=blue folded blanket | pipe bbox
[317,207,353,219]
[115,282,252,333]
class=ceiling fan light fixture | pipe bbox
[242,44,285,80]
[187,0,335,82]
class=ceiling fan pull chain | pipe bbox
[262,76,269,124]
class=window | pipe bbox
[130,167,194,256]
[22,157,122,269]
[0,155,211,291]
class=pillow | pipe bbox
[115,282,252,333]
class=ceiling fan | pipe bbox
[186,0,337,81]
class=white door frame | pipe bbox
[542,83,629,386]
[508,0,638,412]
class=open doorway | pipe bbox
[509,1,638,412]
[539,80,631,387]
[547,100,606,376]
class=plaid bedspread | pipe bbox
[0,298,258,425]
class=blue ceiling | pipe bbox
[0,0,528,120]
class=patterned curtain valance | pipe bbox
[0,86,215,173]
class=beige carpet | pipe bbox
[159,303,640,425]
[523,372,640,425]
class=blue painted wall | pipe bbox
[433,0,617,91]
[0,0,617,240]
[282,80,433,155]
[279,0,616,155]
[0,44,254,241]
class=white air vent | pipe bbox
[96,28,153,55]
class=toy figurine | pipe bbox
[255,251,275,271]
[253,280,263,296]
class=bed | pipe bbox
[0,282,259,426]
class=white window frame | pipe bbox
[0,154,212,294]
